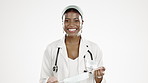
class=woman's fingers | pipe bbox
[47,77,58,83]
[94,66,105,78]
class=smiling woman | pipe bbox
[40,5,105,83]
[63,11,82,36]
[62,8,83,37]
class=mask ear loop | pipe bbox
[77,16,84,36]
[62,15,68,36]
[76,26,82,36]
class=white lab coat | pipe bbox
[40,37,106,83]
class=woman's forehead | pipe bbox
[64,12,81,19]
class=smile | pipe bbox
[67,29,77,31]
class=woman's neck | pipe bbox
[65,35,81,45]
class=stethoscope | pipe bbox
[53,45,93,73]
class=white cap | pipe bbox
[62,5,83,20]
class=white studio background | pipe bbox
[0,0,148,83]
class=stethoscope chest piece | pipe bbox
[53,65,58,72]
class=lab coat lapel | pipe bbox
[78,38,88,73]
[56,37,69,78]
[57,37,69,67]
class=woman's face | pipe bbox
[63,11,83,37]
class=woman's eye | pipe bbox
[65,20,69,22]
[75,20,79,22]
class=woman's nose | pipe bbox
[69,21,75,27]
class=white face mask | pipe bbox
[59,72,89,83]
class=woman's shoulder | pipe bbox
[46,39,62,49]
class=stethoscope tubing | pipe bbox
[53,45,93,73]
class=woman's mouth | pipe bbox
[67,29,77,32]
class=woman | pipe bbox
[40,5,105,83]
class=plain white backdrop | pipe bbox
[0,0,148,83]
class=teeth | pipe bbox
[68,29,76,31]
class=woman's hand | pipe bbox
[94,66,105,83]
[47,77,58,83]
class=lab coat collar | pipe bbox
[56,35,88,49]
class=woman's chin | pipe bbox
[65,33,81,37]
